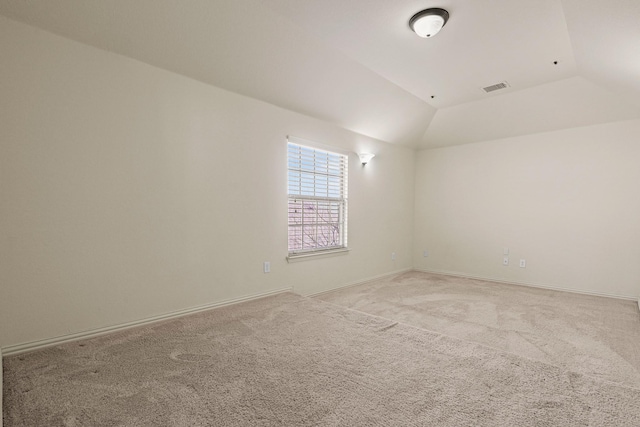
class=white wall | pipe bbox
[414,119,640,298]
[0,17,415,349]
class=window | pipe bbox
[287,140,348,256]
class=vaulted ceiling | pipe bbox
[1,0,639,149]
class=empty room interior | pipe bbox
[2,0,640,425]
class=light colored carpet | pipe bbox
[4,291,640,426]
[316,271,640,388]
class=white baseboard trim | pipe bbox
[415,268,638,301]
[304,268,412,298]
[1,287,292,357]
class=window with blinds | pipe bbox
[287,141,348,255]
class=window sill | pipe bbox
[286,248,350,263]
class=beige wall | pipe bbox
[3,14,638,352]
[0,17,415,348]
[414,119,640,298]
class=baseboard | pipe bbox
[414,268,638,301]
[304,268,412,298]
[1,287,292,357]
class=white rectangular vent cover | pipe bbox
[482,81,510,93]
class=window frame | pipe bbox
[286,137,349,259]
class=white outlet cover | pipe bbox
[519,259,526,268]
[423,250,429,257]
[503,257,509,266]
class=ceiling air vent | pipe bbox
[482,81,510,93]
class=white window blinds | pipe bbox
[287,141,348,255]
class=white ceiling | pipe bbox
[1,0,639,149]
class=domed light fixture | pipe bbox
[409,8,449,38]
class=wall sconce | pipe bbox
[358,153,375,165]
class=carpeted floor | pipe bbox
[316,271,640,389]
[3,275,640,426]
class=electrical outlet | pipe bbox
[423,250,429,257]
[519,259,526,268]
[391,252,396,260]
[503,257,509,266]
[263,261,271,273]
[503,247,509,255]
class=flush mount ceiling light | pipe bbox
[409,8,449,38]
